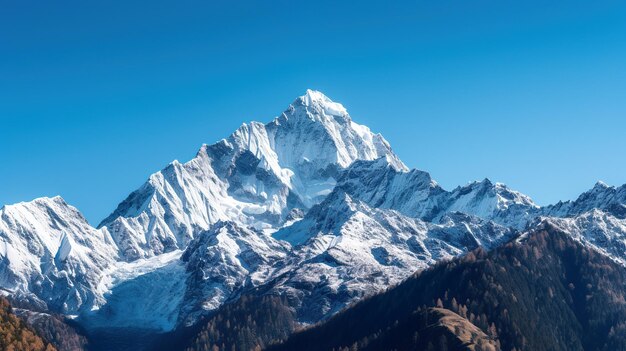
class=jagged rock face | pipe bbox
[0,197,118,314]
[444,179,539,228]
[178,221,288,326]
[336,158,448,221]
[98,90,406,261]
[543,181,626,218]
[336,159,539,229]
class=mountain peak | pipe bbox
[577,180,615,199]
[0,193,119,315]
[302,89,327,102]
[593,180,610,190]
[290,89,348,120]
[300,89,338,107]
[479,178,494,186]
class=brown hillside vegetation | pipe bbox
[429,307,497,351]
[0,297,56,351]
[13,309,88,351]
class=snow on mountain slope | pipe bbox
[178,221,288,326]
[268,189,516,323]
[444,178,539,229]
[97,156,232,261]
[79,250,187,332]
[99,90,406,261]
[0,196,118,314]
[335,159,539,229]
[543,181,626,219]
[539,209,626,266]
[159,183,516,328]
[336,158,448,221]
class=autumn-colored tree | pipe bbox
[0,298,57,351]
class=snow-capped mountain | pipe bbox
[98,90,405,261]
[1,89,626,346]
[543,181,626,219]
[336,158,539,229]
[444,178,539,228]
[0,196,117,314]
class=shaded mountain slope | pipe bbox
[346,307,497,351]
[184,295,295,351]
[269,224,626,351]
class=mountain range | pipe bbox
[1,90,625,350]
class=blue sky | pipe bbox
[1,0,625,224]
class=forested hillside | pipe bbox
[185,295,295,351]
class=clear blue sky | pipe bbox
[1,0,625,224]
